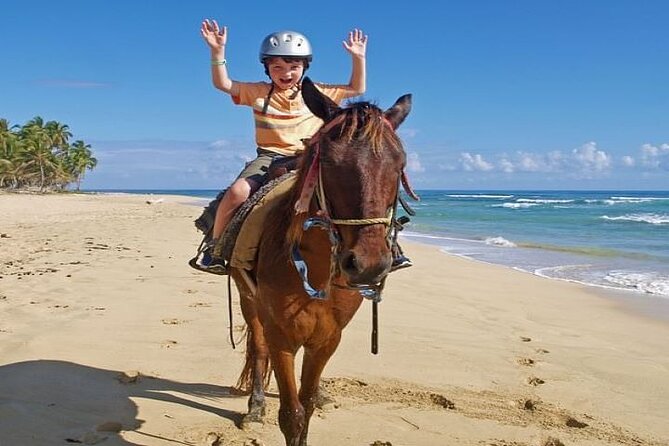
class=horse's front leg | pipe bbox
[298,336,341,446]
[272,348,305,446]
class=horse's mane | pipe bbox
[268,101,404,250]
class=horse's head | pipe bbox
[300,77,412,287]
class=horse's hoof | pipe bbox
[241,410,265,430]
[315,389,337,411]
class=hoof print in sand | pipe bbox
[517,357,536,366]
[542,437,565,446]
[513,398,539,411]
[564,416,588,428]
[527,376,545,386]
[162,318,186,325]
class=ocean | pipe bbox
[95,189,669,300]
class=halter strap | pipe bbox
[294,114,346,214]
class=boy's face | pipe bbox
[266,57,305,91]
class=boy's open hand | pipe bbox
[201,19,227,51]
[343,29,368,59]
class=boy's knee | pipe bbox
[227,180,252,204]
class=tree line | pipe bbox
[0,117,97,192]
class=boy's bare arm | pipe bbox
[343,29,368,96]
[200,19,240,96]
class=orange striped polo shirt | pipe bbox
[232,82,349,156]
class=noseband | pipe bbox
[291,112,402,302]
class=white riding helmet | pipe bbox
[259,30,313,63]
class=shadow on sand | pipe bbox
[0,359,243,445]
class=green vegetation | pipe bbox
[0,117,97,192]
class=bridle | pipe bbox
[290,111,412,303]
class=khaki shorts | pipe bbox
[237,148,284,185]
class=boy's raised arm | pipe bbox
[200,19,240,96]
[342,29,368,97]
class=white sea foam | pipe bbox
[605,271,669,296]
[493,202,540,209]
[600,213,669,225]
[516,198,574,204]
[484,236,517,247]
[610,196,669,202]
[588,197,668,205]
[447,194,513,199]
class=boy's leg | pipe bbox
[197,149,276,274]
[212,178,256,240]
[390,239,412,272]
[200,178,259,273]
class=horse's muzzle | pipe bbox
[338,248,391,286]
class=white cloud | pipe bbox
[499,158,515,173]
[406,152,425,172]
[208,139,230,150]
[86,138,254,188]
[450,142,613,178]
[459,152,494,171]
[516,152,545,172]
[640,143,669,170]
[621,155,635,167]
[571,141,611,172]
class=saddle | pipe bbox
[192,155,299,271]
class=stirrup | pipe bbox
[188,241,229,275]
[188,256,229,275]
[390,255,413,272]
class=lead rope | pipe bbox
[372,300,379,354]
[227,275,236,349]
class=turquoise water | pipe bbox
[93,189,669,299]
[405,190,669,299]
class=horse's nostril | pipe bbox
[342,251,358,274]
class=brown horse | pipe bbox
[230,77,412,446]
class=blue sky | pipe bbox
[1,0,667,190]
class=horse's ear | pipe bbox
[383,94,412,129]
[302,77,339,121]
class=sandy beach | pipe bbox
[1,192,668,446]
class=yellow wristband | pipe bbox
[211,59,227,66]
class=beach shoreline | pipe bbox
[401,231,669,325]
[1,192,668,445]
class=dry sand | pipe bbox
[1,193,668,446]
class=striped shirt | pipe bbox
[232,82,349,156]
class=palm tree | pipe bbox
[1,116,97,191]
[0,119,17,159]
[0,120,26,188]
[68,140,97,190]
[19,128,59,191]
[45,120,72,157]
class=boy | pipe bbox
[197,21,367,274]
[197,21,411,274]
